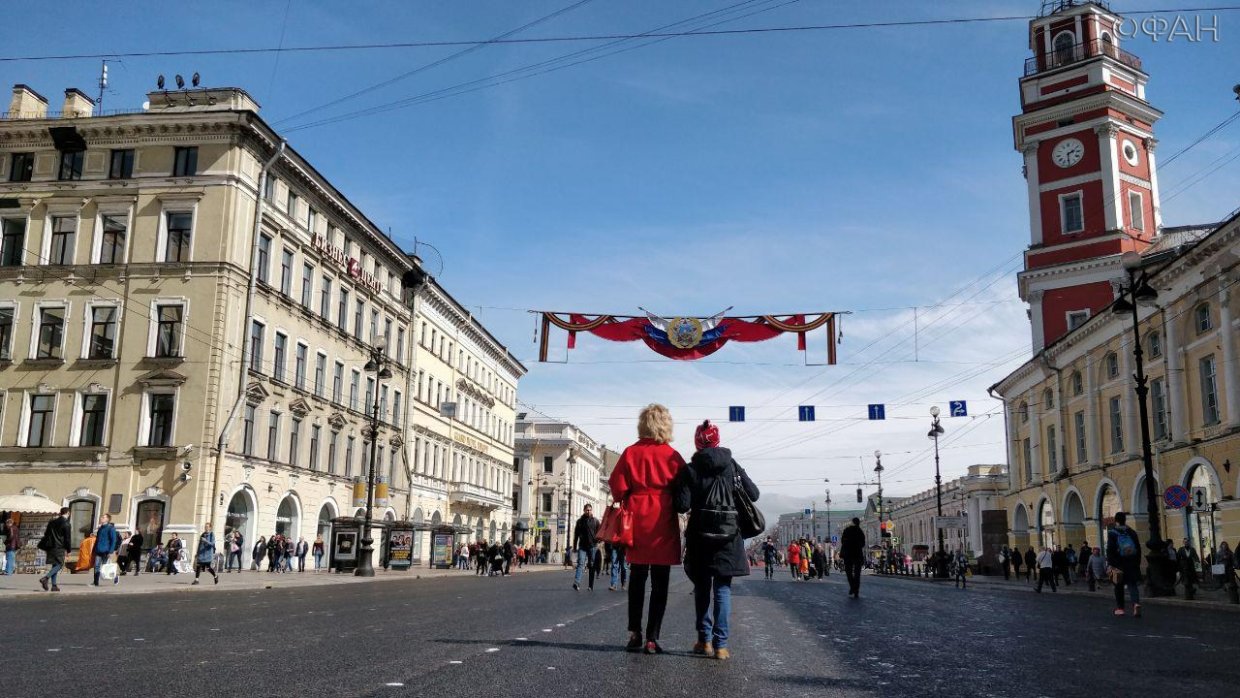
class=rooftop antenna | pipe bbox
[96,60,108,112]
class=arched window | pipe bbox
[1100,31,1116,57]
[1019,401,1029,423]
[1052,31,1077,65]
[1070,371,1083,396]
[67,498,98,551]
[1043,388,1055,410]
[1195,303,1212,334]
[1147,331,1162,358]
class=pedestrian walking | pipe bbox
[37,507,73,592]
[1034,546,1056,593]
[1106,512,1143,616]
[1053,546,1071,587]
[761,537,777,580]
[193,523,219,585]
[313,535,325,571]
[1215,541,1234,587]
[296,537,309,572]
[572,504,600,591]
[953,548,969,589]
[165,532,184,575]
[1176,538,1199,594]
[841,518,866,598]
[607,542,629,590]
[787,541,802,580]
[1009,545,1021,581]
[283,537,295,572]
[673,419,759,661]
[3,516,20,576]
[607,403,686,655]
[91,514,122,587]
[226,531,243,572]
[121,530,143,576]
[1077,542,1092,582]
[251,536,266,571]
[1023,547,1036,582]
[1065,544,1078,583]
[1087,546,1107,591]
[999,545,1011,581]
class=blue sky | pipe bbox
[7,1,1238,513]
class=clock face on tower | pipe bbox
[1051,138,1085,168]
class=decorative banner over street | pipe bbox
[537,309,839,362]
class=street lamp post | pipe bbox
[355,336,393,577]
[564,448,577,561]
[1112,250,1175,596]
[874,450,885,573]
[928,406,947,578]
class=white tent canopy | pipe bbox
[0,492,61,514]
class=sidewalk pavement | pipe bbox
[874,568,1240,612]
[0,561,565,599]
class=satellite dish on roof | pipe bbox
[192,72,200,87]
[157,74,165,90]
[175,74,185,89]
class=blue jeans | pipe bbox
[610,549,628,588]
[4,549,14,575]
[693,574,733,649]
[93,552,112,585]
[575,548,596,587]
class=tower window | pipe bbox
[1104,352,1119,380]
[1060,193,1084,234]
[1067,310,1089,331]
[1052,31,1077,66]
[1128,191,1144,231]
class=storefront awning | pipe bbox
[0,493,61,514]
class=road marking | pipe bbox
[47,648,61,652]
[547,667,556,670]
[515,637,529,641]
[385,683,404,687]
[555,623,565,627]
[133,639,145,642]
[448,661,463,665]
[542,629,552,633]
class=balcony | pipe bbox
[1024,38,1142,77]
[448,482,506,510]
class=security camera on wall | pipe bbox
[179,444,195,456]
[180,461,193,472]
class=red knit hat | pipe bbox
[694,420,720,450]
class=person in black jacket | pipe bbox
[673,420,759,661]
[124,530,144,576]
[38,506,73,592]
[572,504,599,590]
[840,518,866,598]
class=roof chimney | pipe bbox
[62,88,94,118]
[8,84,48,119]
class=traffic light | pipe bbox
[856,488,863,503]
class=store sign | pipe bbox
[312,233,383,295]
[454,433,489,454]
[933,515,966,530]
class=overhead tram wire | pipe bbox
[272,0,601,126]
[723,251,1024,445]
[3,6,1237,63]
[281,0,803,132]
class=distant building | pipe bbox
[514,416,606,557]
[775,506,864,546]
[886,465,1008,571]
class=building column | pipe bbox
[1096,123,1122,231]
[1122,337,1140,457]
[1219,282,1240,429]
[1145,138,1163,230]
[1164,310,1189,443]
[1028,388,1043,481]
[1084,354,1102,464]
[1029,290,1046,353]
[1024,145,1043,245]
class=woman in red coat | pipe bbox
[608,403,686,654]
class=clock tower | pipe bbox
[1014,0,1162,351]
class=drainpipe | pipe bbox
[988,385,1015,548]
[210,140,286,531]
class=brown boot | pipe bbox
[715,648,731,661]
[692,642,714,657]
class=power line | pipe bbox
[4,6,1235,63]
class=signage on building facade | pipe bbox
[311,232,383,295]
[933,515,966,530]
[454,433,488,454]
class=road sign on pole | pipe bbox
[799,405,815,422]
[1191,487,1209,510]
[830,535,839,545]
[1163,485,1189,510]
[950,400,967,417]
[867,404,885,420]
[729,406,745,422]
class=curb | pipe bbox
[873,571,1240,613]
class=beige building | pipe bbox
[0,82,523,568]
[993,217,1240,558]
[514,417,606,558]
[885,465,1008,570]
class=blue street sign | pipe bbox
[831,535,839,545]
[798,405,815,422]
[729,406,746,422]
[950,400,968,417]
[868,404,885,420]
[803,508,812,516]
[536,519,547,530]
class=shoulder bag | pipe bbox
[733,471,765,539]
[597,501,634,548]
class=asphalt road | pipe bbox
[2,568,1235,697]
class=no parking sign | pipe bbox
[1163,485,1189,509]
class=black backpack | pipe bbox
[690,466,738,543]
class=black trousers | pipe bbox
[628,564,670,641]
[1036,567,1057,591]
[843,558,862,595]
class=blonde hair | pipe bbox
[637,403,674,443]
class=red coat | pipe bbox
[608,439,685,566]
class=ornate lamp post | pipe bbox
[874,450,885,573]
[355,336,392,577]
[1111,250,1174,596]
[928,406,947,577]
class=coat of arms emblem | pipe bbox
[667,317,704,349]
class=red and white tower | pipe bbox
[1015,0,1163,351]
